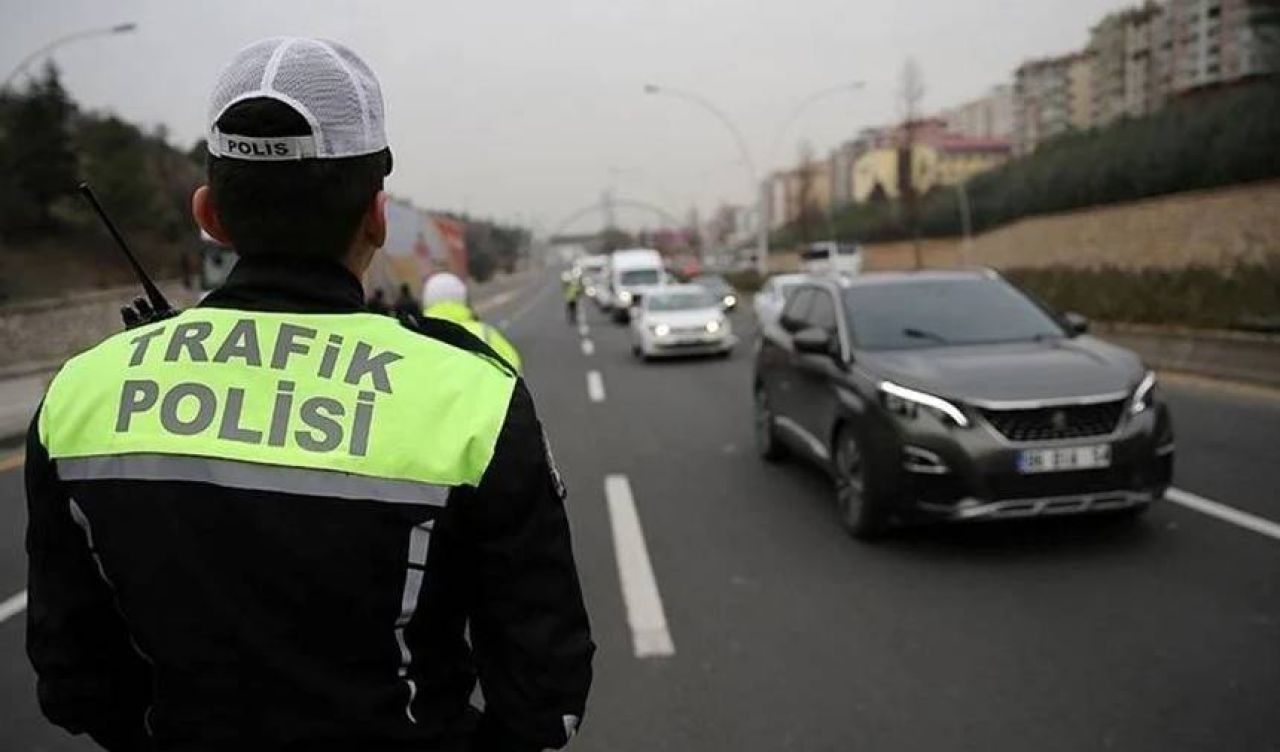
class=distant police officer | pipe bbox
[563,275,583,325]
[26,37,592,752]
[422,273,523,373]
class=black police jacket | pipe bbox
[25,256,594,751]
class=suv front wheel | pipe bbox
[833,425,889,540]
[754,385,787,462]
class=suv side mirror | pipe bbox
[1063,311,1089,335]
[793,326,834,355]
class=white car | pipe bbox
[752,273,807,330]
[631,286,735,360]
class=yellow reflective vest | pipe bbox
[40,308,516,489]
[423,301,523,373]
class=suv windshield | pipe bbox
[620,269,661,286]
[842,278,1066,350]
[647,290,716,311]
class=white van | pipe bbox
[801,241,863,275]
[607,248,666,323]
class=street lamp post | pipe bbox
[643,83,769,277]
[766,80,866,168]
[2,22,137,91]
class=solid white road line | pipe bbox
[581,339,595,356]
[587,371,606,402]
[0,590,27,625]
[1166,487,1280,542]
[604,475,675,658]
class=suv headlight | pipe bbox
[879,380,970,428]
[1129,371,1157,415]
[706,319,722,334]
[651,323,671,337]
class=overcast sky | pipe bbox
[1,0,1129,233]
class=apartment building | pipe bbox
[940,85,1015,140]
[1013,53,1087,154]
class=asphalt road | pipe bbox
[1,272,1278,751]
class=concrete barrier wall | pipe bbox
[857,179,1280,272]
[1095,324,1280,389]
[0,282,200,376]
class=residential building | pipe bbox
[930,134,1014,186]
[851,127,1012,202]
[1168,0,1280,92]
[1089,2,1165,127]
[800,157,833,217]
[940,85,1015,139]
[1068,52,1097,129]
[1013,53,1084,154]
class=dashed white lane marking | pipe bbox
[1166,488,1280,542]
[582,339,595,356]
[604,475,675,658]
[578,322,590,337]
[0,590,27,625]
[587,371,606,402]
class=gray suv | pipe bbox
[752,270,1175,539]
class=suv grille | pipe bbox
[980,400,1126,442]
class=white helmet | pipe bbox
[422,272,467,307]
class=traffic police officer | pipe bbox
[562,275,583,325]
[26,37,593,752]
[422,273,523,372]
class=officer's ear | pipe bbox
[360,191,388,250]
[192,186,232,245]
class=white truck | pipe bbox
[606,248,666,323]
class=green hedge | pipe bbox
[1005,262,1280,331]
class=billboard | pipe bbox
[364,197,469,296]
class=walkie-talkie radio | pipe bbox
[77,183,180,328]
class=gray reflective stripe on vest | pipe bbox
[57,454,452,507]
[395,519,433,724]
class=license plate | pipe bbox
[1017,445,1111,474]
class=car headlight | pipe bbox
[619,290,634,304]
[1129,371,1157,415]
[706,319,722,334]
[585,286,596,296]
[723,294,737,307]
[651,323,671,337]
[878,380,970,428]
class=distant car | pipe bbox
[631,285,735,360]
[573,254,609,301]
[802,241,863,276]
[753,270,1174,539]
[691,274,738,311]
[752,273,806,330]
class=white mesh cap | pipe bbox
[207,37,387,161]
